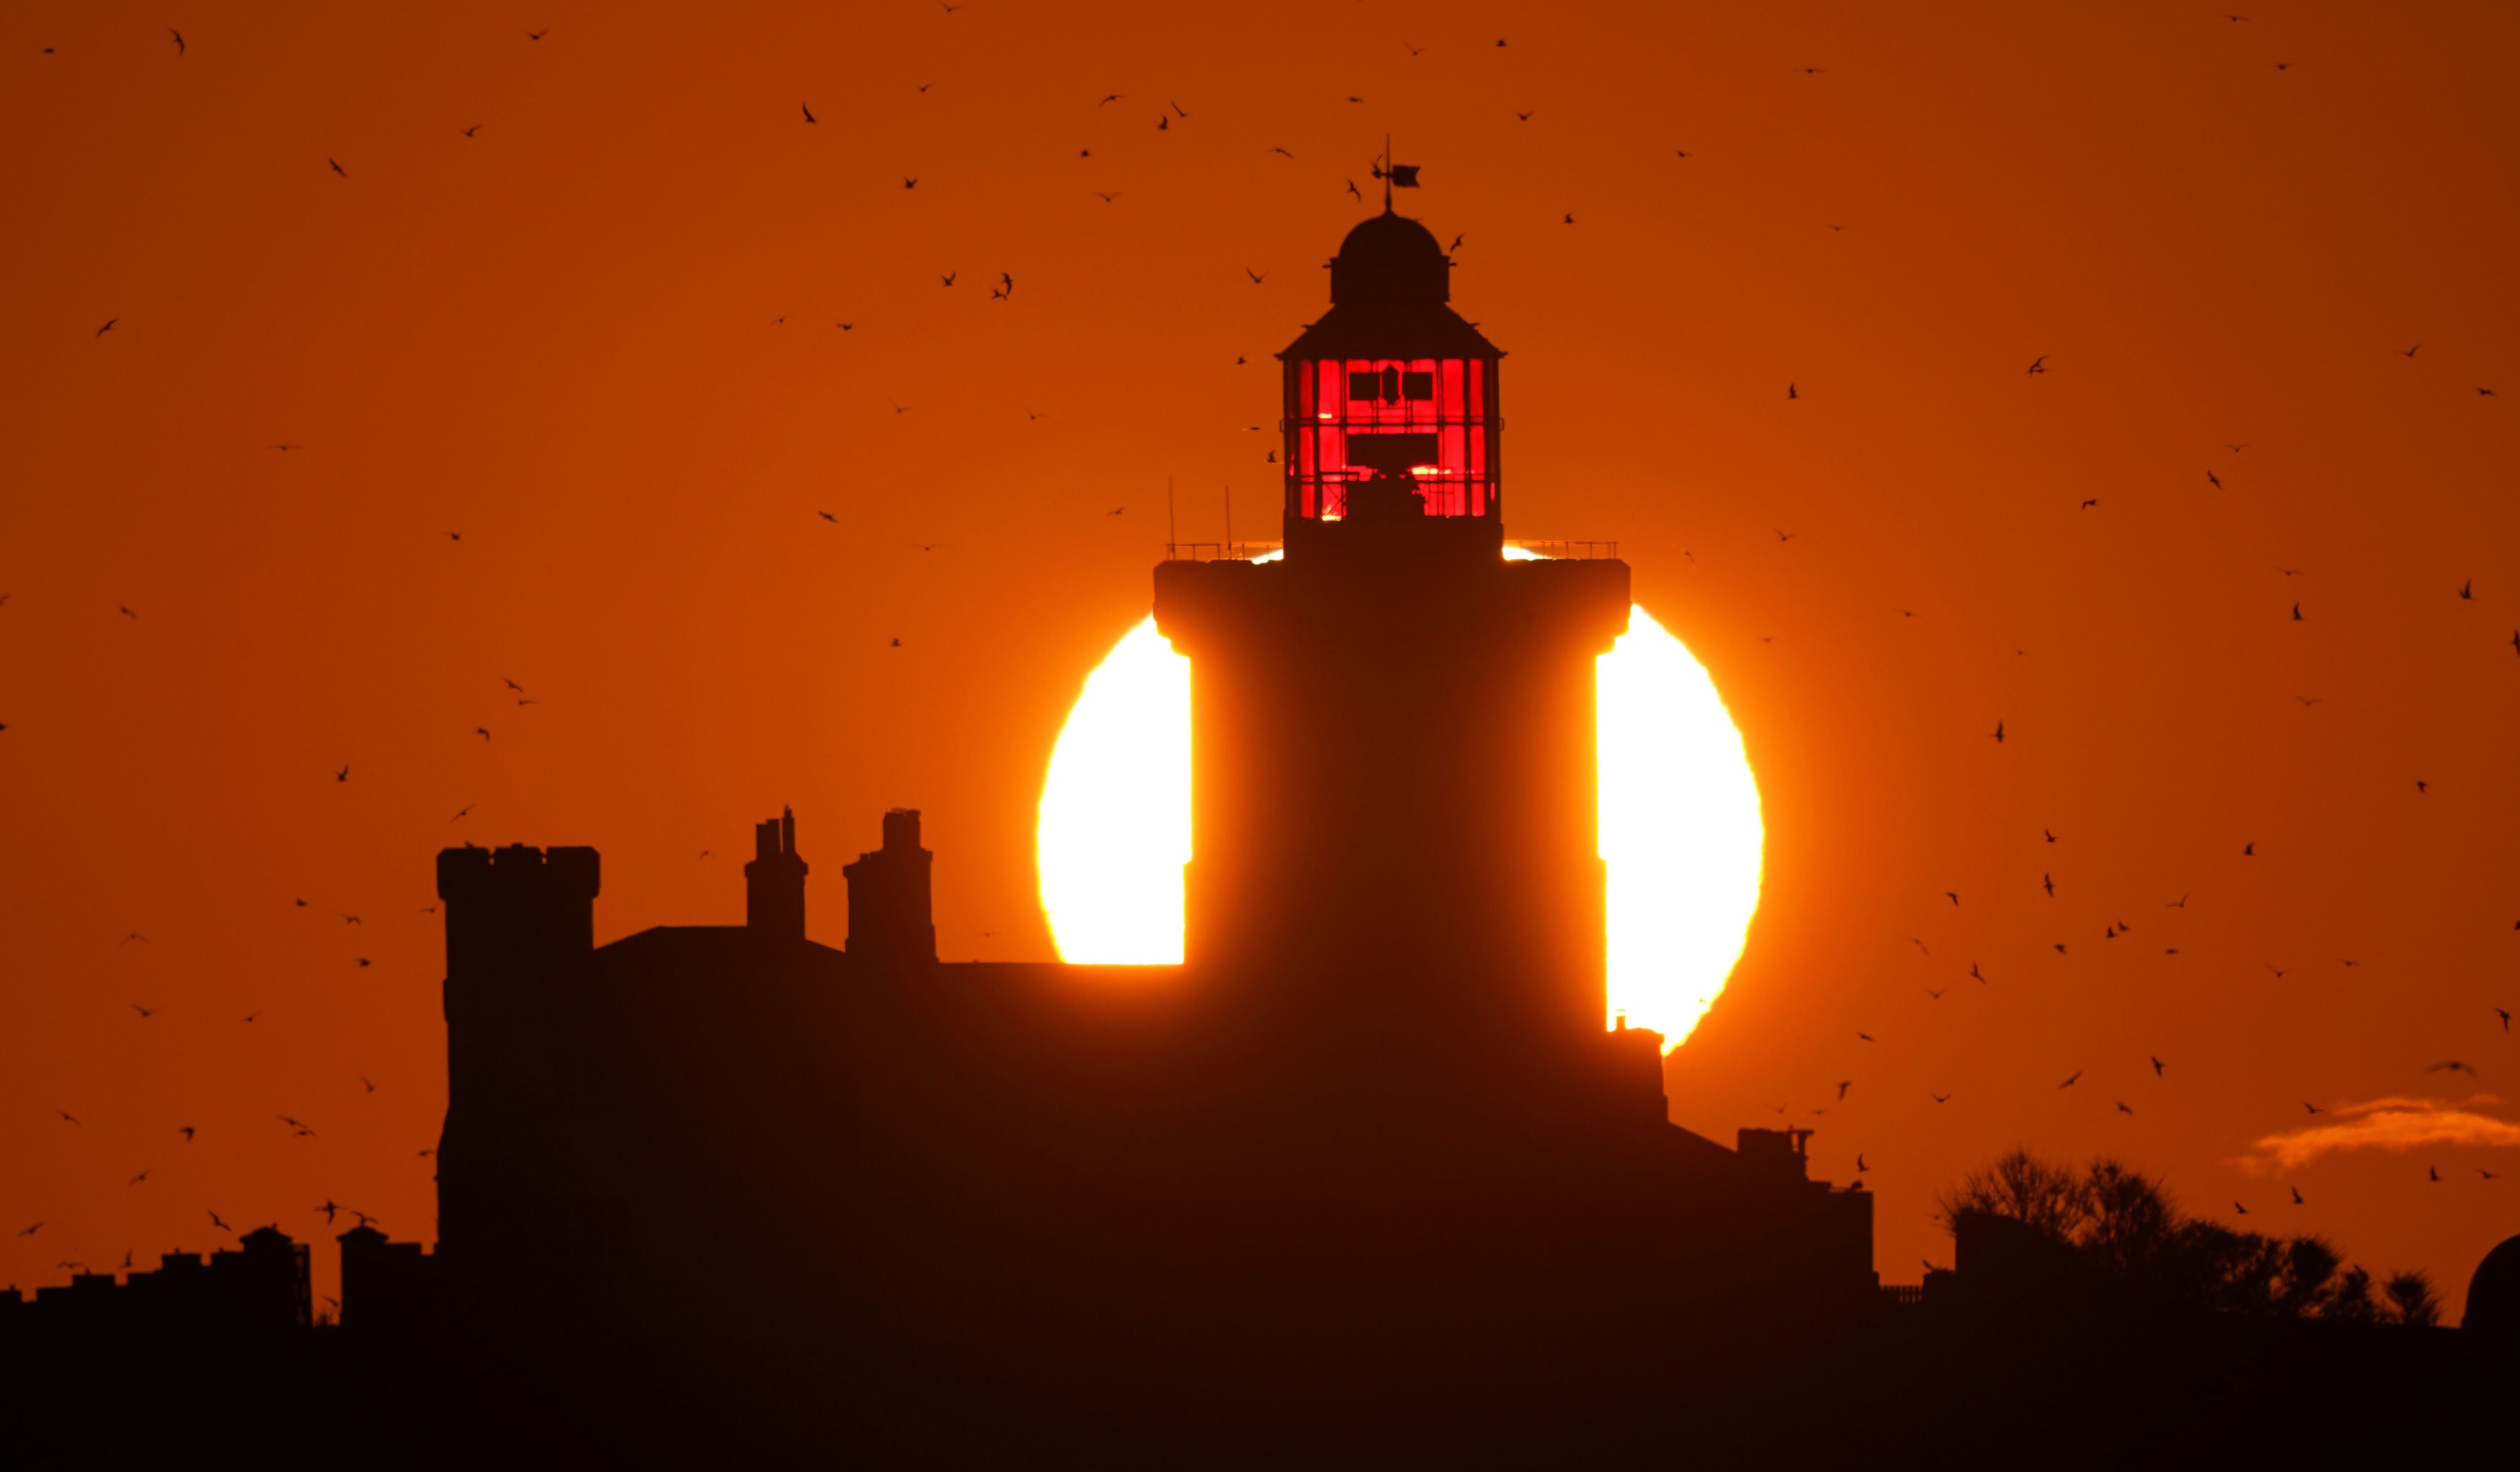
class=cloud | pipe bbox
[2237,1096,2520,1173]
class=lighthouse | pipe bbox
[1154,202,1635,1117]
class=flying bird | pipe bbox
[462,125,482,137]
[131,1003,154,1018]
[178,1126,194,1141]
[1855,1154,1869,1173]
[336,764,349,782]
[2080,499,2100,510]
[475,728,490,741]
[2026,356,2046,375]
[2291,602,2303,621]
[2233,1201,2249,1215]
[96,318,117,336]
[54,1110,81,1126]
[817,511,837,523]
[1837,1080,1853,1102]
[1993,721,2004,744]
[1344,179,1362,200]
[906,178,919,190]
[169,28,184,55]
[2115,1102,2133,1116]
[2496,1008,2511,1032]
[2424,1060,2480,1079]
[1093,191,1120,204]
[2151,1057,2165,1077]
[1246,268,1265,284]
[2042,873,2055,898]
[329,158,346,177]
[2303,1101,2325,1115]
[1945,892,1960,906]
[2291,1186,2304,1204]
[1931,1093,1950,1103]
[803,104,816,123]
[16,1223,39,1237]
[1968,962,1986,983]
[2207,471,2221,489]
[130,1168,152,1186]
[316,1200,339,1224]
[2244,842,2256,856]
[528,29,549,40]
[207,1210,231,1232]
[1515,109,1535,122]
[2429,1165,2442,1183]
[1786,382,1796,399]
[2059,1070,2082,1088]
[2458,580,2473,600]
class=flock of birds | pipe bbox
[14,12,2516,1292]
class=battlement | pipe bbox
[437,843,601,903]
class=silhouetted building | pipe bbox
[337,1224,444,1335]
[408,209,1879,1427]
[2465,1232,2520,1332]
[9,1227,310,1338]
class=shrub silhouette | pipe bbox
[1938,1147,2436,1322]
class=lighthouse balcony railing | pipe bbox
[1506,539,1620,561]
[1164,541,1284,563]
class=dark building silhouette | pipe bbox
[7,203,2516,1468]
[2465,1232,2520,1332]
[389,210,1884,1449]
[6,1226,310,1338]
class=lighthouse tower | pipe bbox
[1153,203,1634,1119]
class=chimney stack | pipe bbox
[744,805,809,939]
[844,808,936,967]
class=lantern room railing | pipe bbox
[1163,541,1284,563]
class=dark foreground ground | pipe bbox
[4,1306,2507,1469]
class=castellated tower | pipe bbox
[434,844,600,1293]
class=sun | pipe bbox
[1038,581,1763,1047]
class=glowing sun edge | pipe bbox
[1037,566,1763,1049]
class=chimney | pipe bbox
[744,805,809,939]
[844,808,936,967]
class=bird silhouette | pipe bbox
[17,1223,40,1237]
[2496,1008,2511,1032]
[2429,1165,2442,1183]
[329,158,346,177]
[169,28,184,55]
[53,1110,79,1126]
[178,1126,194,1142]
[335,764,349,782]
[1246,268,1265,284]
[131,1003,154,1018]
[1837,1080,1853,1101]
[2080,498,2100,510]
[2059,1070,2082,1088]
[1786,382,1796,399]
[2303,1101,2325,1115]
[2291,1186,2304,1204]
[1968,962,1986,983]
[528,28,549,40]
[2207,471,2221,488]
[889,638,902,648]
[96,318,117,336]
[316,1201,339,1224]
[1945,892,1960,905]
[2424,1060,2480,1079]
[2416,780,2429,794]
[906,178,919,190]
[1344,179,1362,200]
[802,104,816,123]
[2233,1200,2249,1215]
[2115,1102,2133,1115]
[1931,1093,1950,1103]
[2244,842,2256,856]
[1515,109,1535,122]
[207,1210,231,1232]
[2151,1057,2165,1077]
[129,1168,152,1186]
[2043,873,2055,898]
[462,125,482,137]
[2027,356,2047,375]
[2291,602,2302,621]
[2458,579,2473,600]
[1855,1153,1870,1173]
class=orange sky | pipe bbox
[4,1,2516,1315]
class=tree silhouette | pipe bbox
[1938,1147,2437,1323]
